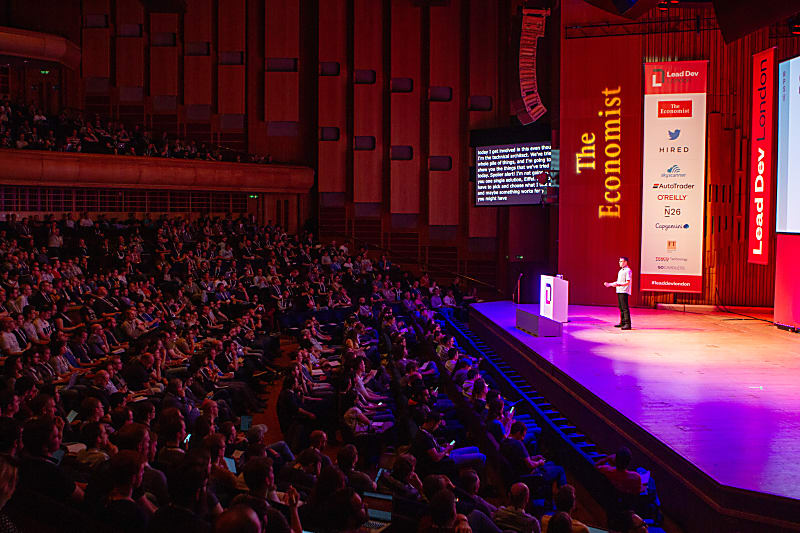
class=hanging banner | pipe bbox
[640,61,708,293]
[748,47,776,264]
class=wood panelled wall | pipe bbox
[6,0,547,292]
[77,0,310,160]
[315,0,529,291]
[635,6,799,307]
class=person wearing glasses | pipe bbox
[604,256,632,330]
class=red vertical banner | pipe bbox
[748,47,776,264]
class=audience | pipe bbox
[0,209,644,533]
[0,99,273,164]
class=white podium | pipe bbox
[540,275,569,323]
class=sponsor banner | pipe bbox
[748,48,775,264]
[641,61,708,293]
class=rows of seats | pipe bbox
[442,313,664,531]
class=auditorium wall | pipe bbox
[559,0,799,308]
[0,0,561,293]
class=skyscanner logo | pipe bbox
[660,165,687,179]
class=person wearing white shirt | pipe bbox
[604,256,632,330]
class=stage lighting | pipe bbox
[657,1,669,12]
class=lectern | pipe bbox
[540,275,569,323]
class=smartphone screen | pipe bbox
[183,433,192,445]
[66,410,78,423]
[449,439,456,446]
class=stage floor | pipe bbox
[471,301,800,501]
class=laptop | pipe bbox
[362,508,391,532]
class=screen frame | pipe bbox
[472,140,553,208]
[776,54,800,235]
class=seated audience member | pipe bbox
[233,456,302,533]
[460,468,497,518]
[77,420,118,468]
[501,421,566,490]
[278,448,321,495]
[493,483,541,533]
[594,447,643,495]
[325,487,369,533]
[18,416,84,504]
[0,455,20,532]
[546,512,573,533]
[214,504,262,533]
[99,450,150,532]
[336,444,376,492]
[541,485,589,533]
[410,410,486,477]
[418,489,472,532]
[377,453,424,500]
[148,460,213,533]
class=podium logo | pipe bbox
[544,282,553,305]
[667,240,677,251]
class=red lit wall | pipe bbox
[467,0,500,238]
[352,0,384,204]
[317,0,348,195]
[389,0,422,214]
[428,2,462,226]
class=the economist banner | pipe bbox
[748,48,776,264]
[558,33,643,305]
[640,61,708,293]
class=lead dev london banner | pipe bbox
[640,61,708,293]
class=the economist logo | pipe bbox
[658,100,692,118]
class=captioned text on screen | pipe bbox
[475,142,551,206]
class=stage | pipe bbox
[469,301,800,530]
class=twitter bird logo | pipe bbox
[668,129,681,140]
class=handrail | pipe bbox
[321,229,504,296]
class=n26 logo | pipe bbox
[664,206,681,217]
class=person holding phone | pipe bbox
[409,411,486,478]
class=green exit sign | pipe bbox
[39,70,50,75]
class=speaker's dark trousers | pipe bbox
[617,293,631,327]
